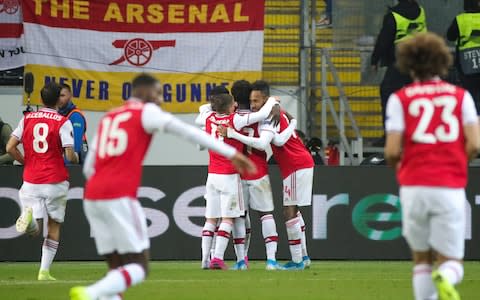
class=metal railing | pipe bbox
[318,48,363,165]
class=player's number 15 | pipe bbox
[98,112,132,158]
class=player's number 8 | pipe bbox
[98,112,132,158]
[409,96,459,144]
[33,123,49,153]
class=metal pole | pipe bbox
[298,0,309,133]
[321,49,328,147]
[309,0,317,138]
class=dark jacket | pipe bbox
[447,9,480,78]
[371,0,422,67]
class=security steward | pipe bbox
[371,0,427,143]
[447,0,480,113]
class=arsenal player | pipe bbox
[7,82,79,281]
[385,32,480,300]
[220,80,314,270]
[70,74,254,300]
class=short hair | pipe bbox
[231,80,252,109]
[209,85,230,97]
[251,80,270,97]
[40,82,62,107]
[132,73,158,89]
[60,83,71,92]
[210,93,234,114]
[396,32,452,81]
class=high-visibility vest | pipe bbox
[457,13,480,50]
[392,6,427,44]
[456,13,480,74]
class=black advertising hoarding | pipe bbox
[0,166,479,261]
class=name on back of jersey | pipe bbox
[405,83,456,97]
[208,115,230,125]
[25,111,62,121]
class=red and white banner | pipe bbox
[22,0,265,112]
[0,0,25,70]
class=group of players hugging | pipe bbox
[195,80,314,271]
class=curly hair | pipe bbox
[396,32,453,81]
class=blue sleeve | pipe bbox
[65,112,86,165]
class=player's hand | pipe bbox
[284,110,294,122]
[217,125,228,137]
[269,104,281,127]
[231,152,257,175]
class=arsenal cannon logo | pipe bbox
[109,38,176,67]
[0,0,19,14]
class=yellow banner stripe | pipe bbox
[24,65,262,113]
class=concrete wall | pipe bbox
[0,86,300,165]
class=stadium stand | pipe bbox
[263,0,383,145]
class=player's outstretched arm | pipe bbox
[142,103,256,174]
[166,118,256,174]
[231,152,257,175]
[224,127,274,151]
[6,136,24,165]
[233,97,279,130]
[272,119,297,146]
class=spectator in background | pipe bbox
[58,84,88,164]
[318,0,332,27]
[371,0,427,144]
[0,117,14,165]
[447,0,480,113]
[306,137,325,165]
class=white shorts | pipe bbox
[400,186,466,259]
[205,173,244,218]
[19,181,69,223]
[283,168,313,207]
[83,198,150,256]
[242,175,274,212]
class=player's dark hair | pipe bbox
[209,85,230,98]
[251,80,270,97]
[132,73,158,89]
[232,80,252,109]
[60,83,71,92]
[40,82,62,108]
[211,93,234,114]
[208,85,229,111]
[396,32,452,81]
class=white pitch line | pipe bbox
[0,278,416,286]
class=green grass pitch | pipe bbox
[1,261,479,299]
